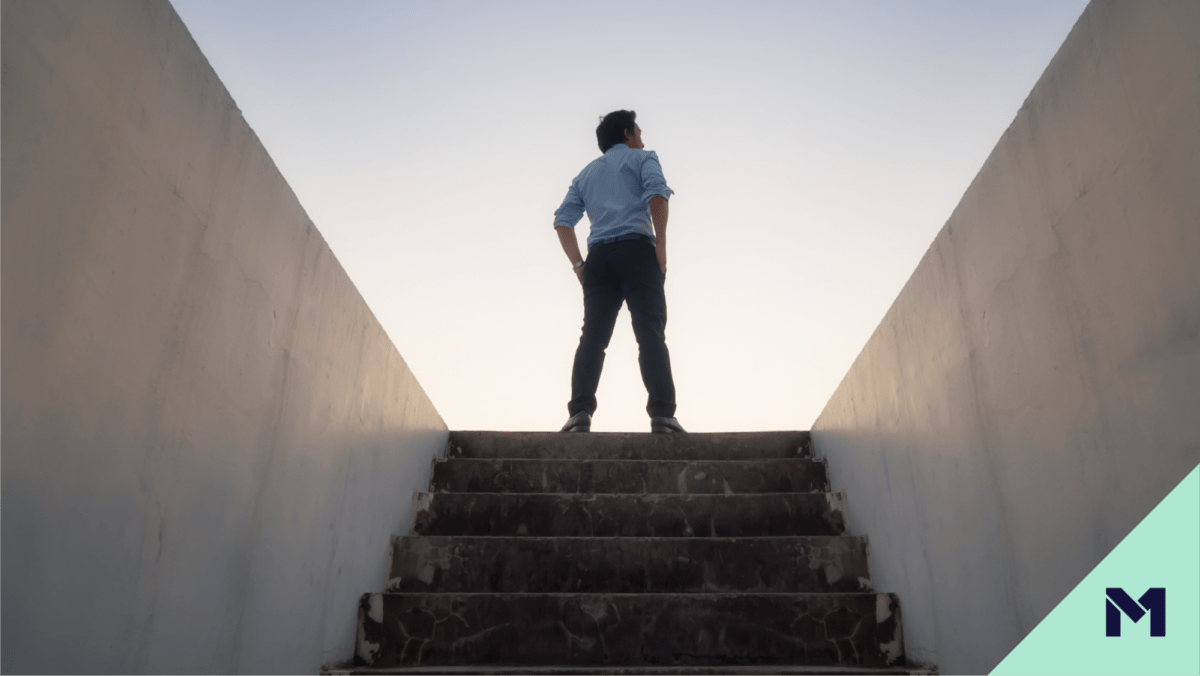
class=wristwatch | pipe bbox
[573,260,585,270]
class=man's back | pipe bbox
[554,144,673,249]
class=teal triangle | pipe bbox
[991,463,1200,675]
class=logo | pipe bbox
[1106,587,1166,637]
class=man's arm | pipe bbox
[650,195,668,274]
[555,225,585,284]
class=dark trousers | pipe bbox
[569,239,677,418]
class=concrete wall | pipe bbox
[1,1,448,672]
[811,1,1200,673]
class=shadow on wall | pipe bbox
[1,0,448,672]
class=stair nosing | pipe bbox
[418,491,842,497]
[326,667,926,672]
[435,458,824,463]
[328,668,927,675]
[395,534,863,539]
[367,591,891,597]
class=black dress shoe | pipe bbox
[560,411,591,433]
[650,416,686,433]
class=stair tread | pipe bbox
[447,431,812,460]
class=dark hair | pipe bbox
[596,110,637,153]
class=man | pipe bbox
[553,110,685,434]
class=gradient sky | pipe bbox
[171,0,1089,433]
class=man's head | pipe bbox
[596,110,642,152]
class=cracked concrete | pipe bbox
[446,431,812,461]
[387,536,873,594]
[359,593,903,669]
[411,493,847,538]
[432,458,835,494]
[356,431,909,671]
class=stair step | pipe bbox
[431,459,829,494]
[411,492,848,538]
[387,536,872,594]
[356,592,905,669]
[447,432,812,460]
[330,666,931,675]
[350,429,917,673]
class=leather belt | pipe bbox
[590,233,653,249]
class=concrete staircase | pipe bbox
[350,431,923,674]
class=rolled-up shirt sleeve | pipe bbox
[639,151,674,203]
[553,181,585,228]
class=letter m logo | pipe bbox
[1106,587,1166,636]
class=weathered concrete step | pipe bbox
[331,665,932,674]
[447,431,812,460]
[356,592,905,669]
[431,458,829,494]
[411,492,848,537]
[387,536,872,594]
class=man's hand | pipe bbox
[556,225,586,286]
[650,196,668,275]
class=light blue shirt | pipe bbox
[553,144,674,249]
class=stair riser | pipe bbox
[388,536,872,594]
[356,593,905,669]
[326,667,936,672]
[447,431,812,460]
[411,493,848,538]
[431,459,830,494]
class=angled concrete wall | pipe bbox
[1,1,447,672]
[811,1,1200,673]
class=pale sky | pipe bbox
[171,0,1089,433]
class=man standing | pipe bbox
[553,110,685,434]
